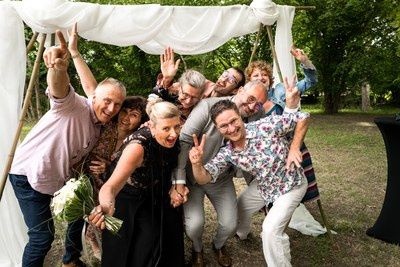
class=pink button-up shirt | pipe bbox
[10,86,101,195]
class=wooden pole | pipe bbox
[295,6,316,10]
[248,24,264,68]
[0,33,47,202]
[26,32,39,55]
[266,25,283,83]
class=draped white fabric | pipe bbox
[0,0,295,265]
[273,5,295,84]
[0,3,28,266]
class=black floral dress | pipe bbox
[102,127,184,267]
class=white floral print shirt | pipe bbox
[204,112,309,204]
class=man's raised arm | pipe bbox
[43,30,70,99]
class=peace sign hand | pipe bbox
[189,134,206,165]
[284,75,300,109]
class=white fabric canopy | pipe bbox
[0,0,295,265]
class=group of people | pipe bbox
[9,23,318,267]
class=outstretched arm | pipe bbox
[68,23,98,97]
[89,143,144,229]
[43,31,70,99]
[291,46,317,94]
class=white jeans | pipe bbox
[236,178,266,239]
[184,175,237,252]
[262,176,307,267]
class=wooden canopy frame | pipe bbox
[0,3,334,243]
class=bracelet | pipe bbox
[70,53,80,59]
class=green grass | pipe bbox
[24,107,399,266]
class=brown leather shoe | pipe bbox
[212,244,232,267]
[192,249,204,267]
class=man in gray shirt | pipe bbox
[174,80,267,266]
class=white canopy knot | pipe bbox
[250,0,279,26]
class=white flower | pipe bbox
[51,178,80,215]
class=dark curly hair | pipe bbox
[112,96,148,124]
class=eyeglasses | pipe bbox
[243,93,263,111]
[180,86,200,102]
[221,70,239,85]
[217,117,241,133]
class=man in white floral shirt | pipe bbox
[189,99,309,267]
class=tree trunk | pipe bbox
[323,91,340,114]
[361,82,371,112]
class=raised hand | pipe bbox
[43,30,69,70]
[290,45,309,63]
[160,47,181,81]
[284,75,300,109]
[189,134,206,165]
[67,23,79,56]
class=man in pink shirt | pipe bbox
[8,31,126,267]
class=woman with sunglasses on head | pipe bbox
[89,98,185,267]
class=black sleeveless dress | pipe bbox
[102,127,184,267]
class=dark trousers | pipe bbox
[102,187,185,267]
[102,190,160,267]
[9,174,83,266]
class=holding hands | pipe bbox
[169,184,190,208]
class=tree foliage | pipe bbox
[26,0,399,117]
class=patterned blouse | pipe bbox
[79,121,119,194]
[204,112,309,204]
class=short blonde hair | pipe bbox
[146,97,180,124]
[245,61,274,89]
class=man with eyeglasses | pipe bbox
[188,94,309,267]
[154,47,245,102]
[172,80,274,267]
[201,67,246,98]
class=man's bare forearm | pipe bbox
[290,117,310,150]
[192,163,212,185]
[47,67,70,99]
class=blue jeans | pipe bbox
[9,174,83,266]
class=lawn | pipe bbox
[21,105,400,266]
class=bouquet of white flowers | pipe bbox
[51,174,123,234]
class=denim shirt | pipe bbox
[269,64,317,109]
